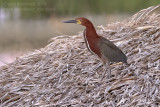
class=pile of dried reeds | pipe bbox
[0,5,160,107]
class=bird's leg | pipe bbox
[101,65,107,81]
[101,62,111,81]
[107,64,111,79]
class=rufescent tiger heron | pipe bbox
[64,17,127,79]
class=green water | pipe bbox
[0,0,159,51]
[0,14,130,51]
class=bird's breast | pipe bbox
[83,29,101,57]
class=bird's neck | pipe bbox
[85,23,99,38]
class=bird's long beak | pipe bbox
[63,20,77,23]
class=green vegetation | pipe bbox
[0,0,159,19]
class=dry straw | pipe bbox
[0,5,160,107]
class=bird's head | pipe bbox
[63,17,91,27]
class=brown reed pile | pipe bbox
[0,5,160,107]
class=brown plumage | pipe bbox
[64,17,127,79]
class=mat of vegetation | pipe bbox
[0,5,160,107]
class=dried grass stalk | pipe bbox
[0,5,160,107]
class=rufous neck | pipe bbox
[85,23,98,37]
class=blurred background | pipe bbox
[0,0,159,66]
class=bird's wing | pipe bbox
[98,37,127,63]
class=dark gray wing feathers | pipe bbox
[99,37,127,63]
